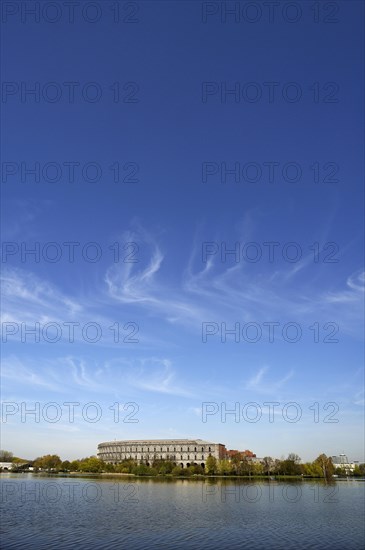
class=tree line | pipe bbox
[2,450,364,480]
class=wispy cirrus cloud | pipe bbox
[1,354,194,399]
[353,390,364,407]
[2,224,363,343]
[323,270,364,303]
[1,267,82,325]
[245,366,269,390]
[103,225,364,338]
[245,365,294,395]
[104,230,209,325]
[104,357,195,397]
[1,355,61,392]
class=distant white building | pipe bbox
[0,462,14,470]
[0,461,32,471]
[331,454,358,473]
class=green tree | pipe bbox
[79,457,104,473]
[236,457,251,476]
[218,459,233,475]
[205,456,218,475]
[252,461,264,476]
[12,457,28,465]
[152,459,175,474]
[115,459,137,473]
[230,453,242,469]
[61,460,71,471]
[0,450,14,462]
[278,454,302,476]
[132,464,150,476]
[314,454,334,480]
[70,460,80,471]
[353,464,365,477]
[288,453,301,464]
[189,464,204,475]
[273,459,281,474]
[172,466,185,476]
[34,454,62,472]
[302,461,323,477]
[262,457,274,476]
[43,454,62,471]
[229,453,243,475]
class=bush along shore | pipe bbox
[2,451,364,480]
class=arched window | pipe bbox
[209,447,211,452]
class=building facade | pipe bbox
[97,439,226,468]
[331,454,359,474]
[0,462,14,470]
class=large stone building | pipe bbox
[331,454,359,474]
[97,439,226,468]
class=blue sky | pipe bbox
[1,0,364,462]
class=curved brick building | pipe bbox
[97,439,226,468]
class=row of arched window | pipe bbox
[101,445,212,453]
[101,454,207,461]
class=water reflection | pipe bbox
[0,474,364,549]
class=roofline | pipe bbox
[98,439,224,446]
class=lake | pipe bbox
[1,474,364,549]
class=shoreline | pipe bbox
[2,471,363,481]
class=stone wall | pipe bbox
[97,439,225,468]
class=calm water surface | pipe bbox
[1,474,364,549]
